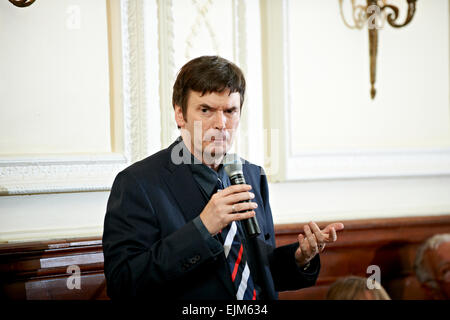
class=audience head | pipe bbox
[414,233,450,300]
[326,276,391,300]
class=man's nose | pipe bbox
[213,111,226,130]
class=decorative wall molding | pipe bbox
[232,0,249,159]
[0,225,103,243]
[157,0,252,153]
[286,148,450,180]
[0,0,149,195]
[157,0,177,149]
[121,0,149,163]
[260,0,289,181]
[0,154,126,195]
[185,0,219,60]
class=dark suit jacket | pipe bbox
[102,138,320,300]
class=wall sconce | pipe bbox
[9,0,36,7]
[339,0,417,99]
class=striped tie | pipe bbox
[217,178,257,300]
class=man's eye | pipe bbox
[201,108,209,113]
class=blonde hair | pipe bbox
[326,276,391,300]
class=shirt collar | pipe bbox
[178,137,230,197]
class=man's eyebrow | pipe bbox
[198,104,238,110]
[199,103,214,109]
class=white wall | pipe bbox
[261,0,450,224]
[0,0,112,155]
[0,0,449,242]
[0,0,129,242]
[0,192,109,242]
[269,176,450,224]
[289,0,450,152]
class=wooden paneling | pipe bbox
[1,215,449,300]
[275,215,450,300]
[0,237,107,300]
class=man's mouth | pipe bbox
[209,136,226,142]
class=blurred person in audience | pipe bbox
[414,233,450,300]
[326,276,391,300]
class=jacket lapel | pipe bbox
[162,137,206,222]
[164,162,206,223]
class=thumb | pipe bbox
[297,234,304,250]
[295,234,303,256]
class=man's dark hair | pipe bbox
[172,55,246,120]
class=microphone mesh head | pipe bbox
[222,153,243,177]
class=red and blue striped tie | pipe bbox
[217,178,257,300]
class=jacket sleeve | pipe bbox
[102,170,223,299]
[258,167,321,292]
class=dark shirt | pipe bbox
[177,138,228,253]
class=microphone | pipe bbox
[223,153,261,238]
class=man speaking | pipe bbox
[102,55,344,300]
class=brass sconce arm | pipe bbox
[339,0,417,99]
[9,0,36,8]
[384,0,417,28]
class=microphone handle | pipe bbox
[230,173,261,238]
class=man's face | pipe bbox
[175,90,241,166]
[423,241,450,299]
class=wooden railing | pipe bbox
[1,215,449,300]
[0,238,107,299]
[276,215,450,299]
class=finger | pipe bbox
[298,233,304,246]
[322,222,344,234]
[304,225,318,254]
[228,210,256,223]
[220,184,252,197]
[309,222,326,251]
[231,201,257,213]
[309,221,325,243]
[300,232,310,256]
[322,227,338,243]
[296,234,304,255]
[330,227,337,242]
[224,191,255,205]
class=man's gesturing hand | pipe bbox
[294,221,345,268]
[199,184,258,235]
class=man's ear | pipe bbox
[174,105,185,128]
